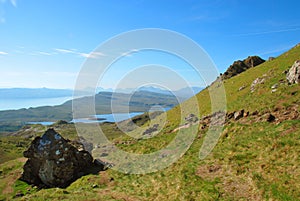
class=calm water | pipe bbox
[1,97,171,125]
[27,112,145,125]
[72,112,144,123]
[0,97,73,111]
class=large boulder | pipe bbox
[287,60,300,84]
[20,128,101,188]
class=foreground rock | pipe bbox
[286,60,300,84]
[20,128,103,188]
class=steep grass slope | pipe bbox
[0,44,299,200]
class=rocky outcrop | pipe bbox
[172,105,299,134]
[286,60,300,84]
[222,56,265,79]
[20,128,103,188]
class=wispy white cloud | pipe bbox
[0,51,8,55]
[37,51,53,56]
[10,0,16,7]
[79,51,105,59]
[54,47,105,59]
[54,48,76,54]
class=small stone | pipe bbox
[271,84,278,89]
[226,112,234,119]
[58,158,65,162]
[234,110,244,120]
[243,111,249,117]
[266,114,276,122]
[14,191,24,198]
[238,85,246,91]
[55,150,60,155]
[268,57,275,61]
[100,153,108,157]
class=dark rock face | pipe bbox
[286,60,300,84]
[20,128,100,188]
[222,56,265,79]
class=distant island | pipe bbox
[0,90,182,133]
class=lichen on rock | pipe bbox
[286,60,300,84]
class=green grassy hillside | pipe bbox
[0,45,299,200]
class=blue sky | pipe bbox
[0,0,300,89]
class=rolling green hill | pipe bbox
[0,44,299,200]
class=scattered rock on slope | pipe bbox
[222,56,265,79]
[286,60,300,84]
[20,128,103,188]
[250,76,266,92]
[234,110,244,120]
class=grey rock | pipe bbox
[234,110,244,120]
[143,124,159,135]
[271,84,278,89]
[251,77,265,92]
[238,85,246,91]
[20,128,101,188]
[268,57,275,61]
[286,60,300,84]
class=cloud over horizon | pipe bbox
[0,51,8,55]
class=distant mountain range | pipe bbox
[136,86,203,99]
[0,86,203,100]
